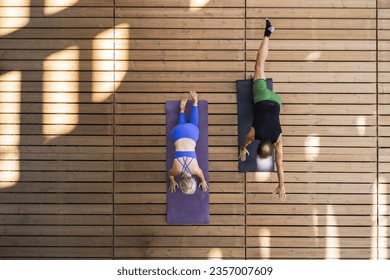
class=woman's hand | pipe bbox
[169,180,178,192]
[199,180,208,192]
[239,148,249,161]
[273,184,286,201]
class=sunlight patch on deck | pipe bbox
[189,0,211,12]
[305,134,320,160]
[0,71,21,188]
[207,248,223,259]
[43,46,79,140]
[93,24,129,102]
[45,0,79,16]
[258,228,271,259]
[0,1,30,36]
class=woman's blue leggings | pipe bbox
[178,105,198,126]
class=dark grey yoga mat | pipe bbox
[166,100,209,224]
[237,79,275,172]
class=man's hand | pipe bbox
[239,148,249,161]
[273,184,286,201]
[169,180,178,192]
[199,180,208,192]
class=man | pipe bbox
[239,18,286,201]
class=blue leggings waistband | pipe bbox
[174,151,197,159]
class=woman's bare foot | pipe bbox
[189,90,198,106]
[180,95,188,112]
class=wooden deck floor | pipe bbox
[0,0,389,259]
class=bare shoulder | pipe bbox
[190,159,203,175]
[170,160,181,175]
[274,134,283,147]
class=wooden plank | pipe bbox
[246,215,375,226]
[247,50,376,61]
[246,19,375,30]
[281,115,377,126]
[246,172,376,183]
[247,226,373,237]
[0,104,112,114]
[247,237,373,248]
[115,236,244,247]
[282,105,376,115]
[0,247,113,259]
[127,50,244,60]
[248,40,376,51]
[248,30,376,40]
[123,61,244,72]
[247,0,376,8]
[0,194,112,204]
[379,0,390,8]
[246,248,373,259]
[128,29,245,40]
[282,94,376,105]
[247,205,376,215]
[0,204,112,215]
[247,183,375,194]
[0,215,112,225]
[14,7,114,18]
[0,226,113,236]
[0,161,112,171]
[116,7,244,18]
[0,136,113,146]
[247,8,375,19]
[117,0,244,7]
[247,194,375,204]
[3,18,113,29]
[275,83,376,94]
[0,29,113,39]
[32,0,113,6]
[0,172,113,182]
[117,18,245,29]
[0,114,113,125]
[0,236,112,247]
[114,247,244,259]
[0,124,113,135]
[0,182,112,193]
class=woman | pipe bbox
[168,90,208,194]
[239,18,286,201]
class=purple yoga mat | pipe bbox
[166,100,209,224]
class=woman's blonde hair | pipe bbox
[179,176,197,195]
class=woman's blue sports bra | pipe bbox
[174,151,197,176]
[171,123,199,143]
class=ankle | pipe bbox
[264,18,274,38]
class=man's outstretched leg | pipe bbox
[253,18,274,81]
